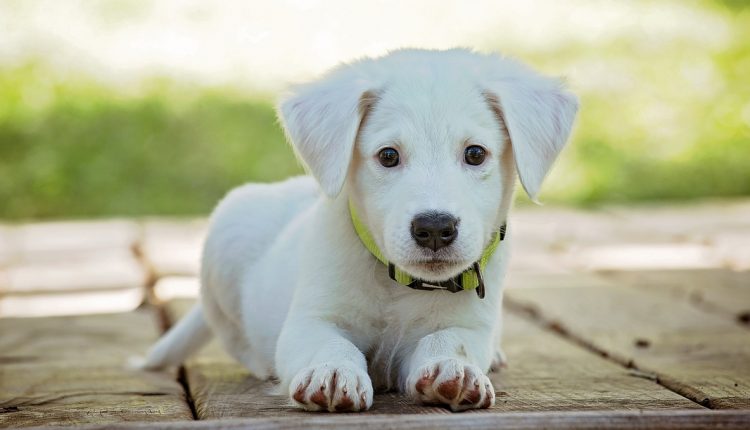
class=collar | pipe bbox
[349,200,506,299]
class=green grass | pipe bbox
[520,0,750,206]
[0,68,301,219]
[1,0,749,219]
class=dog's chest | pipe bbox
[365,290,450,390]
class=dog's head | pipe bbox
[278,49,577,282]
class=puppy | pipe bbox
[140,48,577,412]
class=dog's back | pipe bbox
[202,175,319,312]
[140,175,319,373]
[200,176,319,373]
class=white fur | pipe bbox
[140,48,577,412]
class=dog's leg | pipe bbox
[402,327,495,411]
[490,318,508,371]
[277,318,373,412]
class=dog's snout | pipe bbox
[411,212,458,251]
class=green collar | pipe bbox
[349,201,505,299]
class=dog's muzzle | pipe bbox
[349,200,506,299]
[410,212,458,251]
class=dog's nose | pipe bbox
[411,212,458,251]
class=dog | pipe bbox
[139,48,578,412]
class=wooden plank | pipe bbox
[496,312,700,412]
[506,276,750,409]
[561,243,722,272]
[505,271,614,290]
[0,224,13,267]
[0,308,194,427]
[604,199,750,241]
[511,204,714,250]
[594,201,750,270]
[714,232,750,271]
[21,410,750,430]
[0,269,8,292]
[507,205,735,275]
[0,288,145,318]
[165,298,699,419]
[4,251,147,294]
[0,251,147,317]
[598,269,750,324]
[139,220,206,278]
[0,220,148,317]
[10,220,140,263]
[152,276,200,303]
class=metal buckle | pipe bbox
[389,262,485,299]
[407,275,464,293]
[473,262,485,299]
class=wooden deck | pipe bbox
[1,201,749,429]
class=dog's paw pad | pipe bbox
[407,359,495,411]
[289,363,373,412]
[436,376,461,400]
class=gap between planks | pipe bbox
[504,296,714,409]
[141,224,199,421]
[152,300,199,421]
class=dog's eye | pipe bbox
[464,145,486,166]
[378,147,400,168]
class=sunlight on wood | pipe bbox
[567,243,723,271]
[153,276,200,302]
[0,287,144,318]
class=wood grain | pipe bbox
[598,269,750,324]
[0,251,148,317]
[7,220,140,264]
[496,313,701,412]
[0,287,145,318]
[165,298,699,420]
[0,308,194,427]
[21,410,750,430]
[506,275,750,409]
[0,220,147,318]
[140,220,206,278]
[4,251,147,295]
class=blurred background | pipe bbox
[2,0,749,220]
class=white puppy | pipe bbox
[141,48,577,412]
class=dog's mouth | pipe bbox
[413,259,461,270]
[403,257,470,281]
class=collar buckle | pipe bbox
[388,262,485,298]
[473,262,486,299]
[408,276,464,293]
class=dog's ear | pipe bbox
[278,69,376,198]
[483,69,578,201]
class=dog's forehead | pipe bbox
[363,79,500,150]
[356,51,506,152]
[384,77,482,112]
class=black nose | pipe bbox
[411,212,459,251]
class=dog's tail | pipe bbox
[136,303,212,370]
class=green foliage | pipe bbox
[0,68,301,219]
[1,1,748,219]
[528,0,750,205]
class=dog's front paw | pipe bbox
[290,363,373,412]
[407,359,495,411]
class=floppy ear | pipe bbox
[484,73,578,201]
[277,69,376,198]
